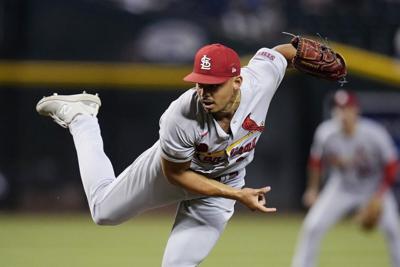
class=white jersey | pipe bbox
[159,48,287,182]
[310,117,398,190]
[65,47,287,267]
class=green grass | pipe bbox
[0,212,391,267]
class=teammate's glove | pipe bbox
[289,35,347,82]
[356,196,382,232]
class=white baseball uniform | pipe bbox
[292,117,400,267]
[69,47,287,266]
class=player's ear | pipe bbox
[233,75,242,90]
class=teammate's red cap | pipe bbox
[183,43,241,84]
[333,90,358,108]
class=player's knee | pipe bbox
[162,256,198,267]
[92,215,121,226]
[303,218,323,237]
[381,223,400,240]
[90,207,125,226]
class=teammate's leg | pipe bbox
[379,191,400,267]
[291,178,356,267]
[161,197,235,267]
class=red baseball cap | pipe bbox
[183,43,241,84]
[333,90,358,108]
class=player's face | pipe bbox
[336,106,359,133]
[196,76,242,113]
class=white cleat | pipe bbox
[36,92,101,128]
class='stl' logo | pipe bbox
[200,55,211,70]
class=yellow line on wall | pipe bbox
[0,42,399,88]
[0,61,192,89]
[329,41,400,85]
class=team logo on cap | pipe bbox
[200,55,211,70]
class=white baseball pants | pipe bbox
[69,115,238,266]
[291,177,400,267]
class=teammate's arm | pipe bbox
[302,156,322,207]
[373,126,399,198]
[273,44,296,67]
[303,122,332,208]
[377,160,398,197]
[161,157,276,213]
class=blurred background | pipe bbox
[0,0,399,266]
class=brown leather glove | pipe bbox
[356,196,382,232]
[290,35,347,81]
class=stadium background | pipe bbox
[0,0,399,266]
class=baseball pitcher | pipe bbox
[36,37,346,266]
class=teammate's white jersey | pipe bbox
[310,117,398,190]
[159,48,287,182]
[293,118,400,267]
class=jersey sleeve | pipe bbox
[310,123,328,160]
[245,48,287,89]
[158,100,196,163]
[372,124,398,163]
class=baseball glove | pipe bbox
[356,196,382,232]
[289,35,347,82]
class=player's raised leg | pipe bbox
[161,197,236,267]
[36,92,118,220]
[36,92,112,201]
[36,92,187,225]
